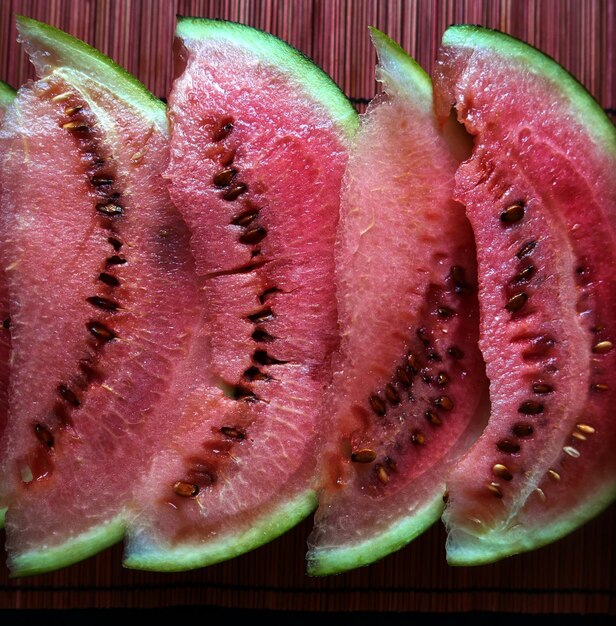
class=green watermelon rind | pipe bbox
[175,17,358,138]
[446,480,616,566]
[0,80,16,108]
[123,490,316,571]
[9,515,124,577]
[15,16,167,131]
[442,25,616,151]
[307,493,444,576]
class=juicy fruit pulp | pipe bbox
[306,30,487,576]
[0,18,199,575]
[434,25,616,564]
[123,18,357,571]
[0,79,16,528]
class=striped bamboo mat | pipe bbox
[0,0,615,615]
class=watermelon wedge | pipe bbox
[0,79,16,528]
[123,18,357,571]
[0,18,199,575]
[305,30,487,576]
[433,25,616,564]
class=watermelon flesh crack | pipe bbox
[306,30,488,576]
[123,18,357,571]
[434,25,616,565]
[0,18,200,575]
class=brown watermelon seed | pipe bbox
[96,203,123,217]
[58,384,80,407]
[64,105,83,116]
[513,265,536,283]
[239,226,267,245]
[407,353,419,373]
[497,439,521,454]
[212,167,237,187]
[173,481,200,497]
[487,483,503,498]
[532,383,553,394]
[251,327,275,343]
[447,346,464,360]
[500,201,525,223]
[576,423,595,435]
[220,426,246,440]
[493,464,513,481]
[258,287,281,304]
[450,265,467,289]
[220,148,236,166]
[223,183,248,201]
[231,384,258,402]
[62,121,89,132]
[98,272,120,287]
[369,394,386,416]
[592,340,613,354]
[385,384,400,405]
[375,464,389,484]
[516,240,536,258]
[51,92,73,102]
[563,446,581,458]
[86,296,119,311]
[548,469,561,481]
[212,117,234,142]
[91,176,113,187]
[108,237,122,251]
[395,366,412,387]
[351,449,376,463]
[425,410,442,426]
[106,255,127,266]
[253,350,286,366]
[433,396,454,411]
[2,318,10,330]
[535,487,547,502]
[591,383,608,392]
[506,292,528,312]
[243,366,268,381]
[416,327,430,346]
[437,306,454,319]
[512,423,534,438]
[86,321,116,342]
[231,206,260,227]
[34,423,54,448]
[411,431,425,445]
[436,372,449,387]
[247,307,274,323]
[518,400,544,415]
[571,431,587,442]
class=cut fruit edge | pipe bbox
[124,490,316,571]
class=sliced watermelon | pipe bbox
[123,18,357,571]
[306,30,487,576]
[0,79,16,528]
[433,25,616,564]
[0,18,199,575]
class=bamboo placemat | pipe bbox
[0,0,614,614]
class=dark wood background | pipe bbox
[0,0,614,614]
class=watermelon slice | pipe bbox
[305,30,487,576]
[123,18,357,571]
[0,79,16,528]
[433,25,616,564]
[0,18,199,575]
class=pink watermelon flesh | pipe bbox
[434,25,616,564]
[0,21,200,575]
[123,19,356,571]
[306,30,487,576]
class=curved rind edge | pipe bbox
[175,17,358,138]
[9,515,125,577]
[307,492,444,576]
[0,80,16,107]
[445,472,616,566]
[15,16,166,131]
[123,490,317,572]
[368,27,432,110]
[442,24,616,150]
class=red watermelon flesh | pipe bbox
[434,26,616,564]
[0,80,16,525]
[0,18,200,575]
[306,30,487,576]
[123,18,357,571]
